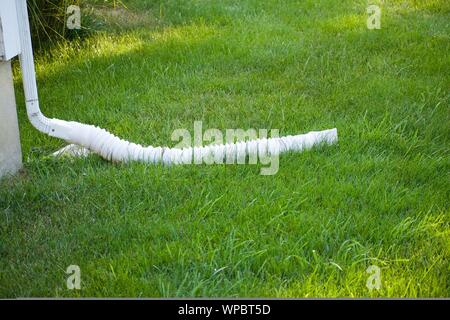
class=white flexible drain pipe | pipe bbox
[16,0,337,165]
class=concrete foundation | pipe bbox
[0,60,22,178]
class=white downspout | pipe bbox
[16,0,337,165]
[16,0,68,138]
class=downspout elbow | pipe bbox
[26,100,50,134]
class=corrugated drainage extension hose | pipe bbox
[16,0,337,165]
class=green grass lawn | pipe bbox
[1,0,449,297]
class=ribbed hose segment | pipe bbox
[63,123,337,164]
